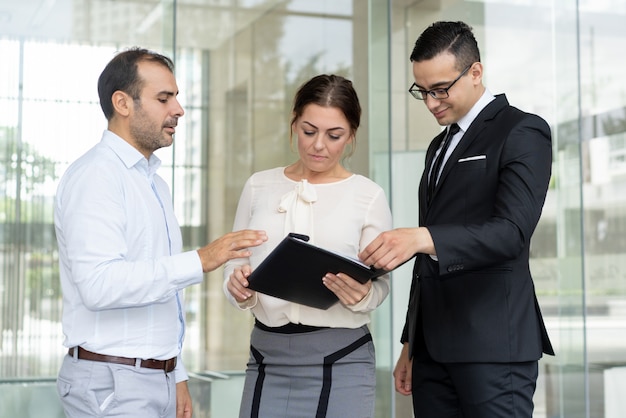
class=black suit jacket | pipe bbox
[402,94,555,363]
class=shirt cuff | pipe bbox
[174,353,188,383]
[237,293,258,310]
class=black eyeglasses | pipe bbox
[408,65,472,100]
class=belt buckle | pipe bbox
[163,357,176,372]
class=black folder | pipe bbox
[246,233,387,309]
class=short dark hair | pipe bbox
[97,47,175,120]
[410,21,481,71]
[291,74,361,137]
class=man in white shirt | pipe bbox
[54,47,267,418]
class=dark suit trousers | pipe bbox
[411,311,539,418]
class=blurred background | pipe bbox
[1,0,625,416]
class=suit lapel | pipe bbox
[434,94,509,197]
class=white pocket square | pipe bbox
[458,155,486,162]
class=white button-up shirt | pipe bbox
[54,130,203,381]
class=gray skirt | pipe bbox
[238,322,376,418]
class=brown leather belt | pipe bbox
[69,347,177,373]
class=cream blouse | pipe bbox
[223,167,392,329]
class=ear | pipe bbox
[470,62,483,86]
[111,90,132,117]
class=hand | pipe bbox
[358,227,433,271]
[226,265,256,302]
[197,230,267,273]
[176,380,193,418]
[322,273,372,306]
[393,343,413,396]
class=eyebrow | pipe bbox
[155,89,178,98]
[415,79,453,90]
[302,121,345,131]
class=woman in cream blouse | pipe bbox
[224,74,392,418]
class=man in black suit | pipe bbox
[359,21,555,417]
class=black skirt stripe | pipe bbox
[315,333,373,418]
[250,346,266,418]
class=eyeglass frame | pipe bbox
[408,64,473,100]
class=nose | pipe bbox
[424,94,441,106]
[424,94,442,111]
[173,98,185,117]
[313,134,325,149]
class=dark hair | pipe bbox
[291,74,361,137]
[97,47,175,120]
[410,21,481,71]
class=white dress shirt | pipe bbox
[54,130,204,382]
[223,167,392,329]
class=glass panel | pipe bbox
[0,0,176,379]
[170,0,353,356]
[367,2,394,415]
[549,1,587,415]
[0,40,111,377]
[579,1,626,417]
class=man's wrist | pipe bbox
[416,226,435,255]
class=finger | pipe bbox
[324,274,368,305]
[393,369,406,393]
[359,251,380,269]
[323,273,355,291]
[394,369,412,395]
[243,266,253,279]
[371,250,403,271]
[237,267,256,297]
[228,274,252,301]
[229,283,252,302]
[236,267,253,288]
[335,274,369,300]
[364,245,393,268]
[405,363,413,393]
[322,274,348,301]
[396,383,411,396]
[322,273,338,290]
[226,280,241,300]
[230,249,253,259]
[403,367,413,395]
[230,230,267,248]
[358,237,383,264]
[227,240,256,251]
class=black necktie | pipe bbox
[428,123,460,202]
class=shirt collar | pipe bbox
[101,130,162,176]
[456,88,496,133]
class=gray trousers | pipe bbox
[239,324,376,418]
[57,352,176,417]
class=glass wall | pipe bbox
[0,0,392,416]
[1,0,626,417]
